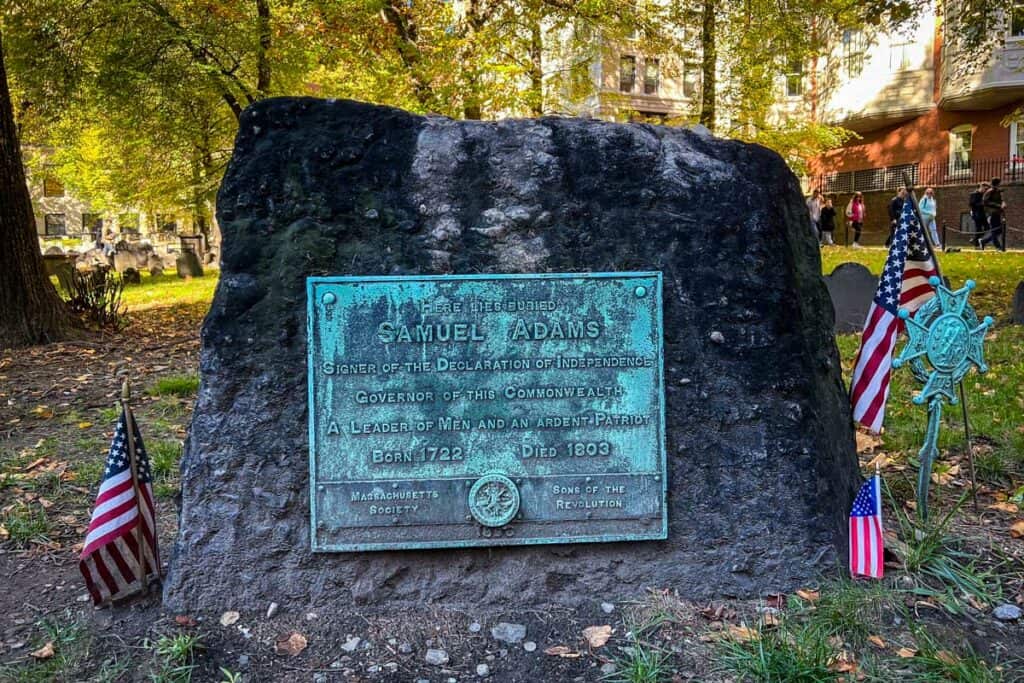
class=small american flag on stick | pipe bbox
[850,472,884,579]
[79,404,160,606]
[850,198,938,432]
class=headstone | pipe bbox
[151,264,164,278]
[175,250,204,278]
[112,242,154,272]
[163,98,860,613]
[1012,281,1024,324]
[44,245,65,256]
[122,267,141,285]
[824,262,877,333]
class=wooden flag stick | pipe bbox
[120,377,149,595]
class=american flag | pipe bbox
[849,474,884,579]
[79,408,160,605]
[850,197,937,432]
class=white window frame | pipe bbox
[889,41,914,72]
[784,59,803,98]
[949,124,973,177]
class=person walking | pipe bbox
[846,192,865,247]
[968,182,989,247]
[806,189,823,243]
[980,177,1005,250]
[819,197,837,246]
[886,187,906,247]
[919,187,941,249]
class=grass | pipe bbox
[147,632,204,683]
[715,618,842,682]
[148,374,200,398]
[905,623,1005,682]
[120,271,218,311]
[1,504,51,547]
[150,440,183,478]
[0,614,91,682]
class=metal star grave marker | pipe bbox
[892,277,993,520]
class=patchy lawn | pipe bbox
[1,255,1022,682]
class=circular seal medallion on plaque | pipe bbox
[925,313,970,372]
[468,473,520,528]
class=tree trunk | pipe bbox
[699,0,716,131]
[529,19,544,116]
[0,30,73,349]
[256,0,272,97]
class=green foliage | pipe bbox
[715,618,841,682]
[904,623,1005,682]
[794,579,894,647]
[1,503,51,546]
[608,642,672,683]
[0,613,89,682]
[150,440,183,478]
[890,491,1002,612]
[147,633,204,683]
[148,375,200,398]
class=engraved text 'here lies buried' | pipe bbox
[306,272,667,552]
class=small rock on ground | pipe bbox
[477,663,490,677]
[523,641,537,652]
[491,622,527,644]
[426,648,450,665]
[265,602,278,619]
[601,602,614,614]
[469,621,482,633]
[993,604,1022,621]
[600,663,617,674]
[341,635,361,652]
[399,642,413,654]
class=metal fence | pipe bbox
[809,157,1024,194]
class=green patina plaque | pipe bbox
[307,272,667,552]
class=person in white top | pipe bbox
[919,187,941,250]
[806,190,823,242]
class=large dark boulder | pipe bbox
[164,98,860,611]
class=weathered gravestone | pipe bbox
[824,262,877,333]
[164,98,860,612]
[175,250,204,278]
[1013,281,1024,325]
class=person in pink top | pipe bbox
[845,192,866,248]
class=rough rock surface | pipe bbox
[164,98,860,611]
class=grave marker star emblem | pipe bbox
[892,277,993,519]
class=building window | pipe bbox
[889,41,913,71]
[44,213,67,236]
[42,167,64,198]
[949,124,973,174]
[156,214,178,234]
[784,59,803,97]
[619,56,636,93]
[683,61,700,98]
[644,58,660,95]
[842,29,866,77]
[82,213,103,237]
[118,212,140,234]
[1012,1,1024,38]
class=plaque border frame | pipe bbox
[306,271,667,552]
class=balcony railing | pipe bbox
[810,157,1024,194]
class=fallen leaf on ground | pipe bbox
[1010,520,1024,538]
[0,525,8,540]
[727,625,759,642]
[868,635,886,649]
[544,645,580,657]
[764,593,786,609]
[582,625,612,648]
[174,615,197,627]
[761,612,780,627]
[866,453,890,470]
[274,631,307,656]
[30,642,54,659]
[987,502,1019,513]
[38,498,54,509]
[220,611,240,626]
[795,588,820,603]
[78,422,92,429]
[935,650,959,665]
[896,647,917,658]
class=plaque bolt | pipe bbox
[635,285,647,298]
[391,483,398,489]
[322,292,336,305]
[317,485,324,492]
[465,515,472,521]
[316,522,325,530]
[585,477,592,483]
[655,475,661,482]
[504,529,514,537]
[392,516,399,524]
[586,512,593,519]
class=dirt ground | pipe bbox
[1,294,1023,682]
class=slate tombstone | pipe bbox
[824,262,877,334]
[164,98,860,612]
[175,250,204,278]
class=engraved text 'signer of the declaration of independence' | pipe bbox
[307,273,666,551]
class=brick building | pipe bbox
[805,4,1024,246]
